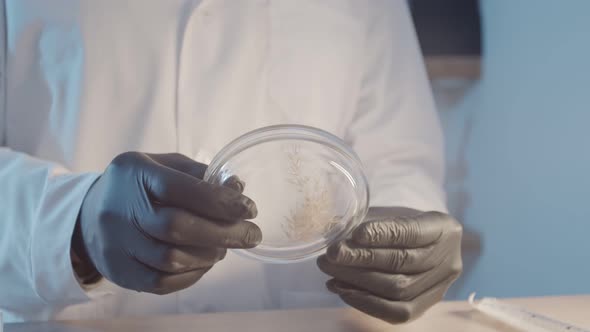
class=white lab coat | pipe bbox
[0,0,446,323]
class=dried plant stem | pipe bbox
[282,144,338,241]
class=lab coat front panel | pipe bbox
[0,0,446,322]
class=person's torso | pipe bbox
[4,0,368,319]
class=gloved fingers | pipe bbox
[130,264,211,295]
[325,240,437,274]
[141,155,257,221]
[146,153,208,180]
[365,207,421,220]
[100,251,209,295]
[131,237,226,273]
[326,275,451,324]
[148,268,212,295]
[351,211,453,249]
[317,255,453,302]
[140,206,262,248]
[146,153,246,193]
[222,175,246,193]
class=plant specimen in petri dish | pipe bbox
[282,144,340,242]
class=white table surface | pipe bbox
[5,295,590,332]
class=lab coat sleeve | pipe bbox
[345,1,447,213]
[0,149,102,320]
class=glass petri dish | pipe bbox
[204,125,369,263]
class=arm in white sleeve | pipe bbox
[0,150,100,320]
[345,1,447,213]
[0,2,103,321]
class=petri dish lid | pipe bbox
[204,125,370,263]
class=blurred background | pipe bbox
[410,0,590,300]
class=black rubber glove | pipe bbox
[318,207,462,324]
[74,152,260,294]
